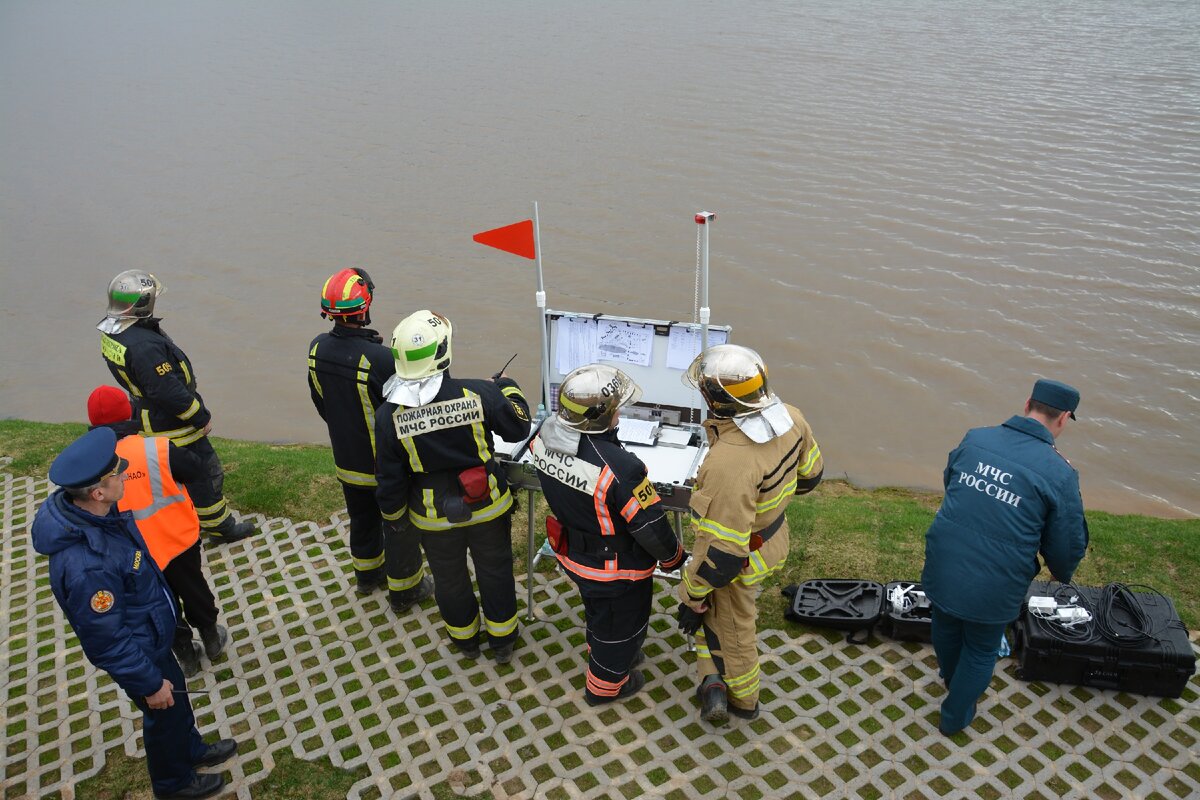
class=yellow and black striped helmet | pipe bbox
[685,344,774,418]
[558,364,642,433]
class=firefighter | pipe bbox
[87,385,228,678]
[531,364,684,704]
[97,270,256,543]
[677,344,823,723]
[375,310,531,662]
[307,268,431,604]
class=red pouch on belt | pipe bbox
[545,516,567,555]
[457,465,490,503]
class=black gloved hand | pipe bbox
[677,602,706,635]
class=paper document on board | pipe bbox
[596,319,654,366]
[556,316,599,374]
[666,326,729,370]
[617,418,661,446]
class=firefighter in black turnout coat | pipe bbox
[531,365,684,704]
[308,268,431,604]
[375,311,531,662]
[98,270,256,543]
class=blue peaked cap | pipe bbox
[1031,379,1080,420]
[48,427,125,489]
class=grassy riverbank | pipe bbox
[3,419,1197,628]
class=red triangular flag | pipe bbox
[473,219,536,260]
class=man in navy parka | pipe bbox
[32,427,236,799]
[922,379,1089,736]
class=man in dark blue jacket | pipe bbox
[32,428,237,799]
[922,379,1089,736]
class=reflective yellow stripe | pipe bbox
[357,355,377,457]
[381,506,407,522]
[336,467,377,487]
[388,566,424,592]
[308,344,323,398]
[500,385,523,399]
[682,570,713,598]
[409,491,513,531]
[559,393,589,414]
[140,411,204,445]
[485,613,518,638]
[421,488,437,522]
[116,369,143,397]
[726,664,761,695]
[193,499,227,516]
[737,551,784,586]
[178,399,201,421]
[798,444,822,477]
[696,516,751,547]
[445,614,481,641]
[353,553,385,571]
[400,431,423,472]
[756,480,797,514]
[180,361,192,386]
[198,508,231,528]
[695,645,712,659]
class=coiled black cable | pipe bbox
[1094,582,1167,647]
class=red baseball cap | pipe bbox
[87,386,132,426]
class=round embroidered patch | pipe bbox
[90,590,115,613]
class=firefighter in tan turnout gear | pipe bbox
[531,365,684,705]
[678,344,823,723]
[375,311,531,662]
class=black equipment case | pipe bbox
[782,580,885,643]
[1012,581,1196,698]
[880,581,933,643]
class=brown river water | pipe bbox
[1,1,1196,517]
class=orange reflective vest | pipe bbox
[115,434,200,569]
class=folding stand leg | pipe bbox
[524,487,538,622]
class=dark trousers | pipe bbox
[383,520,425,601]
[342,483,385,579]
[128,650,208,794]
[163,541,219,648]
[931,605,1008,733]
[179,437,230,531]
[572,577,652,701]
[421,514,518,648]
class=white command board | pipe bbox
[546,310,731,423]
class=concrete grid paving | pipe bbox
[2,467,1198,800]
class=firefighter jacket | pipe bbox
[31,491,179,698]
[308,325,396,488]
[681,403,823,602]
[375,372,531,531]
[531,417,684,593]
[100,320,210,446]
[922,415,1089,624]
[114,433,201,570]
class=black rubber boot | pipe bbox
[153,772,224,799]
[200,625,228,661]
[173,640,202,678]
[697,674,729,724]
[207,517,256,544]
[389,575,434,614]
[355,567,386,595]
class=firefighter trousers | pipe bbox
[696,528,789,711]
[341,483,385,581]
[421,514,518,651]
[162,541,219,648]
[178,437,231,531]
[573,577,651,702]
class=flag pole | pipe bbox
[534,201,551,414]
[696,212,715,353]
